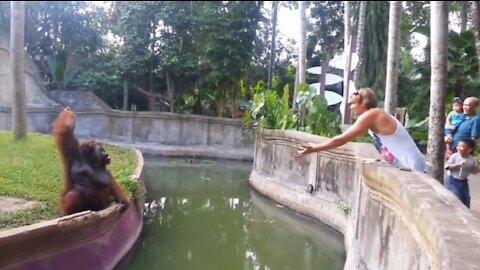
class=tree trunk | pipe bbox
[123,79,128,111]
[471,1,480,75]
[231,85,238,119]
[293,59,299,110]
[267,1,279,90]
[217,88,225,117]
[461,1,468,33]
[52,2,59,55]
[384,1,402,116]
[354,1,367,86]
[166,71,175,113]
[298,1,307,86]
[293,1,307,111]
[10,1,27,140]
[318,54,331,98]
[342,1,352,124]
[148,21,157,111]
[428,1,448,183]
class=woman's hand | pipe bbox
[295,143,317,157]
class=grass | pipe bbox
[0,131,138,230]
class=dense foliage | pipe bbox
[1,1,478,131]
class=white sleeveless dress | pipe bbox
[372,116,427,172]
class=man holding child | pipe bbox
[444,96,480,208]
[445,97,480,152]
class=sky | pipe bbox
[274,3,464,63]
[274,3,428,61]
[276,5,301,44]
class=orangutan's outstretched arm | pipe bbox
[53,108,80,190]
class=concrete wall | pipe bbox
[250,129,480,270]
[0,107,254,159]
[0,30,61,108]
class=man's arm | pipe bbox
[471,116,480,141]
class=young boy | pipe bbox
[445,97,465,159]
[445,138,478,208]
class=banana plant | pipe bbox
[244,81,297,130]
[296,83,341,136]
[46,50,81,90]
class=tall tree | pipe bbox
[10,1,27,140]
[119,1,205,112]
[384,1,402,115]
[342,1,352,124]
[196,1,263,117]
[308,1,344,100]
[25,1,104,90]
[354,1,367,86]
[298,1,307,86]
[427,1,448,182]
[471,1,480,75]
[119,1,161,111]
[294,1,307,111]
[461,1,469,32]
[267,1,279,90]
[356,1,389,99]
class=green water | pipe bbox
[119,157,345,270]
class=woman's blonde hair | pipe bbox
[352,87,377,109]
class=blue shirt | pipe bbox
[451,115,480,150]
[451,112,465,127]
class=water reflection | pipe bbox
[118,157,345,270]
[245,189,345,270]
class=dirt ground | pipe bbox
[0,196,39,213]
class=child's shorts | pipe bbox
[444,128,455,136]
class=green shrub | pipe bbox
[244,81,342,138]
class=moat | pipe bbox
[117,157,345,270]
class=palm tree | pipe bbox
[267,1,279,90]
[461,1,468,33]
[293,1,307,110]
[10,1,27,140]
[471,1,480,75]
[356,2,389,99]
[342,1,352,124]
[384,1,402,115]
[427,1,448,182]
[298,1,307,85]
[354,1,367,86]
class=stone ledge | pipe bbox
[251,129,480,270]
[0,148,145,270]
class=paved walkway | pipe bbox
[468,174,480,218]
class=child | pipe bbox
[445,97,465,159]
[445,138,478,208]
